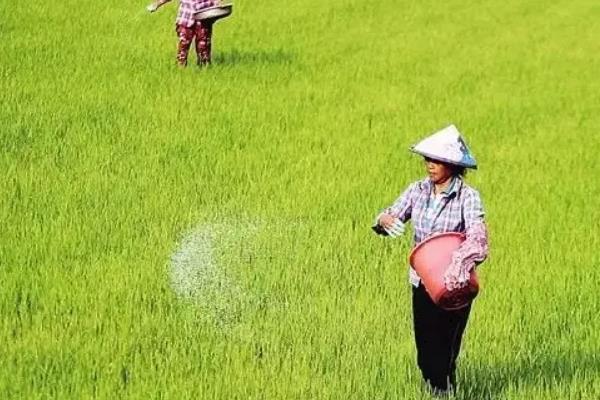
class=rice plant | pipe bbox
[1,0,599,398]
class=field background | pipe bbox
[2,0,600,398]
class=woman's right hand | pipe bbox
[378,213,396,229]
[377,213,405,237]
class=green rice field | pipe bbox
[2,0,600,398]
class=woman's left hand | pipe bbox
[443,263,470,291]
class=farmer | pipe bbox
[147,0,220,66]
[374,124,489,396]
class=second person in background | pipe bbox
[147,0,222,66]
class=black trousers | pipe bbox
[412,284,472,392]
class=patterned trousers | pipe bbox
[176,22,213,66]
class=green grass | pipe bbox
[2,0,600,398]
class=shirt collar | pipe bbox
[423,176,462,198]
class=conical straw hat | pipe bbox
[410,124,477,169]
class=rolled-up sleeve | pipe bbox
[451,189,490,270]
[383,182,418,223]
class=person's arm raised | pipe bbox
[147,0,172,13]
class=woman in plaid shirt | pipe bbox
[375,125,489,396]
[147,0,220,66]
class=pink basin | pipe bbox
[409,232,479,310]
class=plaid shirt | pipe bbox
[164,0,216,27]
[384,176,489,286]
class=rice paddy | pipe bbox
[2,0,600,398]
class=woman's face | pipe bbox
[424,157,453,184]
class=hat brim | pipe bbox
[410,148,478,169]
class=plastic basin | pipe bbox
[409,232,479,310]
[195,4,233,21]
